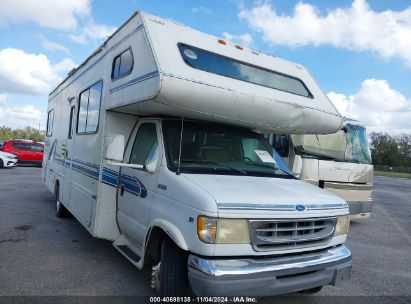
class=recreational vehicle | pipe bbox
[42,11,352,296]
[270,119,373,219]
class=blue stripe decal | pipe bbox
[72,163,99,179]
[51,157,144,197]
[109,70,159,93]
[119,174,142,196]
[102,167,118,186]
[49,24,144,101]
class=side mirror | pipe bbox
[292,155,303,177]
[105,135,125,162]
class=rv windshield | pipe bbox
[291,124,372,164]
[163,120,293,178]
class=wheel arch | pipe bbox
[142,219,189,267]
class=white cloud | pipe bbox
[40,36,69,53]
[328,79,411,133]
[0,0,115,45]
[0,0,90,30]
[239,0,411,66]
[53,58,77,73]
[69,22,117,44]
[192,7,212,14]
[0,48,77,96]
[0,95,6,104]
[0,104,45,129]
[222,32,253,47]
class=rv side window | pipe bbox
[272,135,289,157]
[68,106,75,139]
[48,140,56,161]
[46,109,54,137]
[111,48,133,80]
[178,44,312,98]
[129,123,158,166]
[77,90,89,133]
[77,80,103,134]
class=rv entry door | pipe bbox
[116,120,160,246]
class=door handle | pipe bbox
[120,183,125,196]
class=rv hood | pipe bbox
[182,173,349,217]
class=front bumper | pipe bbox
[188,245,352,296]
[3,159,17,167]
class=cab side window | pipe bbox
[129,123,158,166]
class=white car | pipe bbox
[0,151,18,168]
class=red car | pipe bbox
[1,140,44,166]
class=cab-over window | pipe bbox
[112,48,133,80]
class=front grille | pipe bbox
[249,218,336,252]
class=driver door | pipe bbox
[116,120,161,246]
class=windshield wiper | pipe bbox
[180,159,248,175]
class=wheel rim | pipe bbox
[151,262,161,293]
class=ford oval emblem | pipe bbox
[296,205,305,211]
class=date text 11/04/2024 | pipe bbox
[149,297,258,303]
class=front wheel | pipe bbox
[0,159,3,168]
[151,238,187,296]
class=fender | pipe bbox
[136,218,189,269]
[146,218,188,251]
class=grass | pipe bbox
[374,171,411,179]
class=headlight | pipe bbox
[335,215,350,236]
[5,155,16,159]
[197,216,250,244]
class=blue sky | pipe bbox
[0,0,410,133]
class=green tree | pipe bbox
[370,132,411,167]
[0,126,44,142]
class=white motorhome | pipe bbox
[42,11,352,296]
[271,119,373,219]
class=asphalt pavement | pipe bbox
[0,167,410,302]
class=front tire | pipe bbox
[153,238,187,296]
[55,185,69,218]
[0,159,3,168]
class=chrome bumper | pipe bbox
[188,245,352,296]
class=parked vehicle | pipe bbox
[0,151,18,168]
[1,140,44,166]
[270,119,373,219]
[42,11,351,297]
